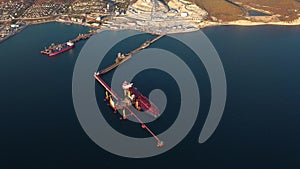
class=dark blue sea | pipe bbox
[0,22,299,169]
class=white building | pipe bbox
[10,24,20,28]
[91,23,100,27]
[181,12,188,17]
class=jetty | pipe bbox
[99,34,164,74]
[41,30,95,56]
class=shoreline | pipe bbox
[94,18,300,34]
[0,24,28,44]
[200,18,300,28]
[0,20,96,44]
[72,19,300,35]
[1,18,300,44]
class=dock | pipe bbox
[69,31,95,43]
[94,34,165,147]
[94,72,121,101]
[41,30,96,56]
[94,72,164,147]
[99,34,164,74]
[99,53,132,74]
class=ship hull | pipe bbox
[48,45,74,57]
[129,87,160,117]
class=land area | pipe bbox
[0,0,299,42]
[190,0,300,21]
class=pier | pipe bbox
[94,34,165,147]
[69,31,95,43]
[40,30,95,56]
[99,34,164,74]
[94,72,164,147]
[99,53,132,74]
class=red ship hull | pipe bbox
[129,87,160,117]
[48,45,74,57]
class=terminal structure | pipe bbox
[94,35,165,147]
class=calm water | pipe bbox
[0,22,300,169]
[248,10,270,16]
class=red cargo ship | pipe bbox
[41,41,74,56]
[122,81,160,118]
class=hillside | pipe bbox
[237,0,300,21]
[1,0,299,22]
[191,0,300,22]
[189,0,243,21]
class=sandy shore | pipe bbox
[201,17,300,28]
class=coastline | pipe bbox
[200,18,300,28]
[0,24,28,44]
[0,20,96,44]
[0,17,300,44]
[64,19,300,36]
[104,18,300,34]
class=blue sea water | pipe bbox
[0,22,299,169]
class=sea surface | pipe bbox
[0,22,299,169]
